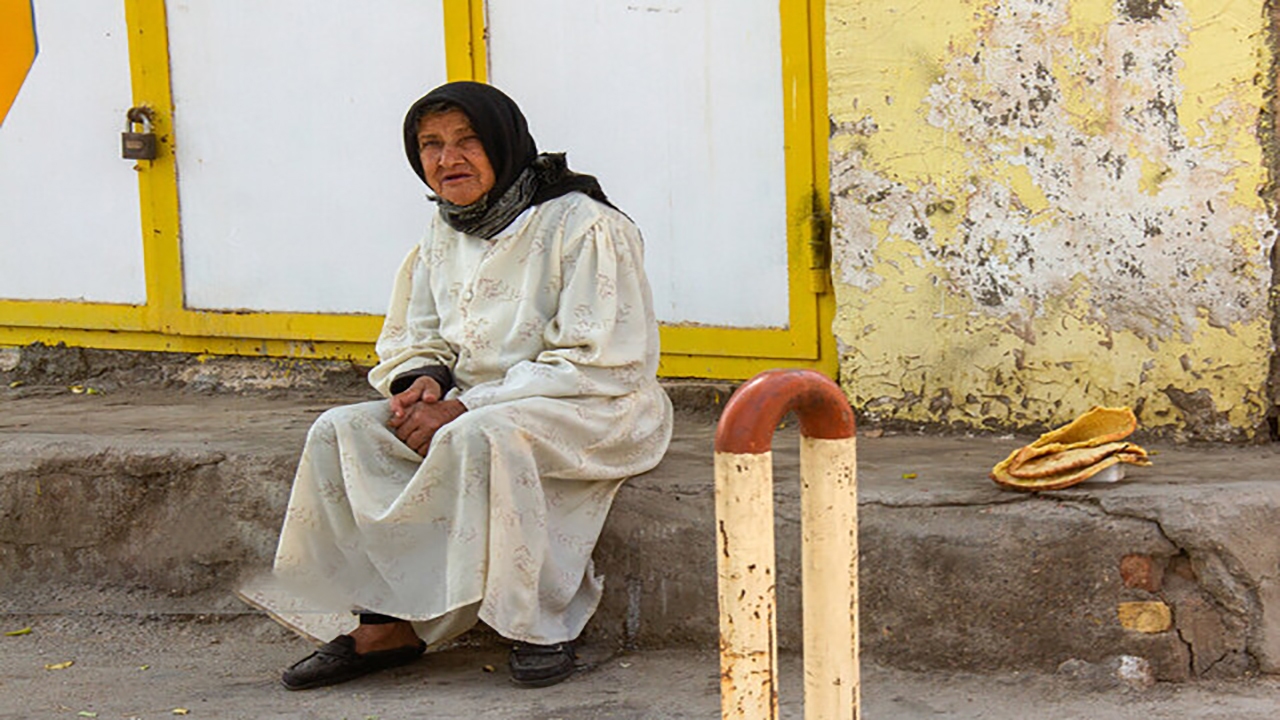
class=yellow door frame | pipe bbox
[0,0,835,380]
[657,0,836,379]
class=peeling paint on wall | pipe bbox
[828,0,1275,439]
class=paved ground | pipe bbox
[3,611,1280,719]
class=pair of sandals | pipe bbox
[280,634,577,690]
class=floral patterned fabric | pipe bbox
[268,193,673,645]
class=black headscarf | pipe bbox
[403,81,616,238]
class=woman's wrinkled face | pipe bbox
[417,109,496,207]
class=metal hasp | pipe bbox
[714,369,859,720]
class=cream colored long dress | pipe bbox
[266,192,673,646]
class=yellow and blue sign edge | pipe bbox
[0,0,836,381]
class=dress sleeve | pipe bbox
[367,244,459,398]
[457,213,659,409]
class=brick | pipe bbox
[1119,554,1163,592]
[1118,601,1173,633]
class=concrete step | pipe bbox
[3,387,1280,681]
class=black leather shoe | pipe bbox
[508,641,577,688]
[281,634,426,691]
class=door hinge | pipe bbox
[807,190,832,294]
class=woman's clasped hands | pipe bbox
[387,375,467,456]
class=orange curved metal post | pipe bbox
[714,368,859,720]
[715,368,856,454]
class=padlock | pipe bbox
[122,107,158,161]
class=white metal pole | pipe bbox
[714,449,780,720]
[800,435,860,719]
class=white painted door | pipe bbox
[166,0,450,314]
[485,0,791,329]
[0,1,146,304]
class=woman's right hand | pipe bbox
[389,375,443,419]
[388,397,467,456]
[387,375,466,456]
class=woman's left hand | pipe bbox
[388,397,467,456]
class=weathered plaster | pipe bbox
[829,0,1276,439]
[1267,0,1280,436]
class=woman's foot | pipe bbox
[349,620,421,654]
[281,621,425,691]
[508,640,577,688]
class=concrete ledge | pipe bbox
[595,429,1280,681]
[2,389,1280,680]
[0,343,737,415]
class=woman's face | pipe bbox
[416,109,497,206]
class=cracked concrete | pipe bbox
[3,384,1280,682]
[1086,480,1280,675]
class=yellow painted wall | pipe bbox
[827,0,1274,439]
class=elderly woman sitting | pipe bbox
[265,81,672,690]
